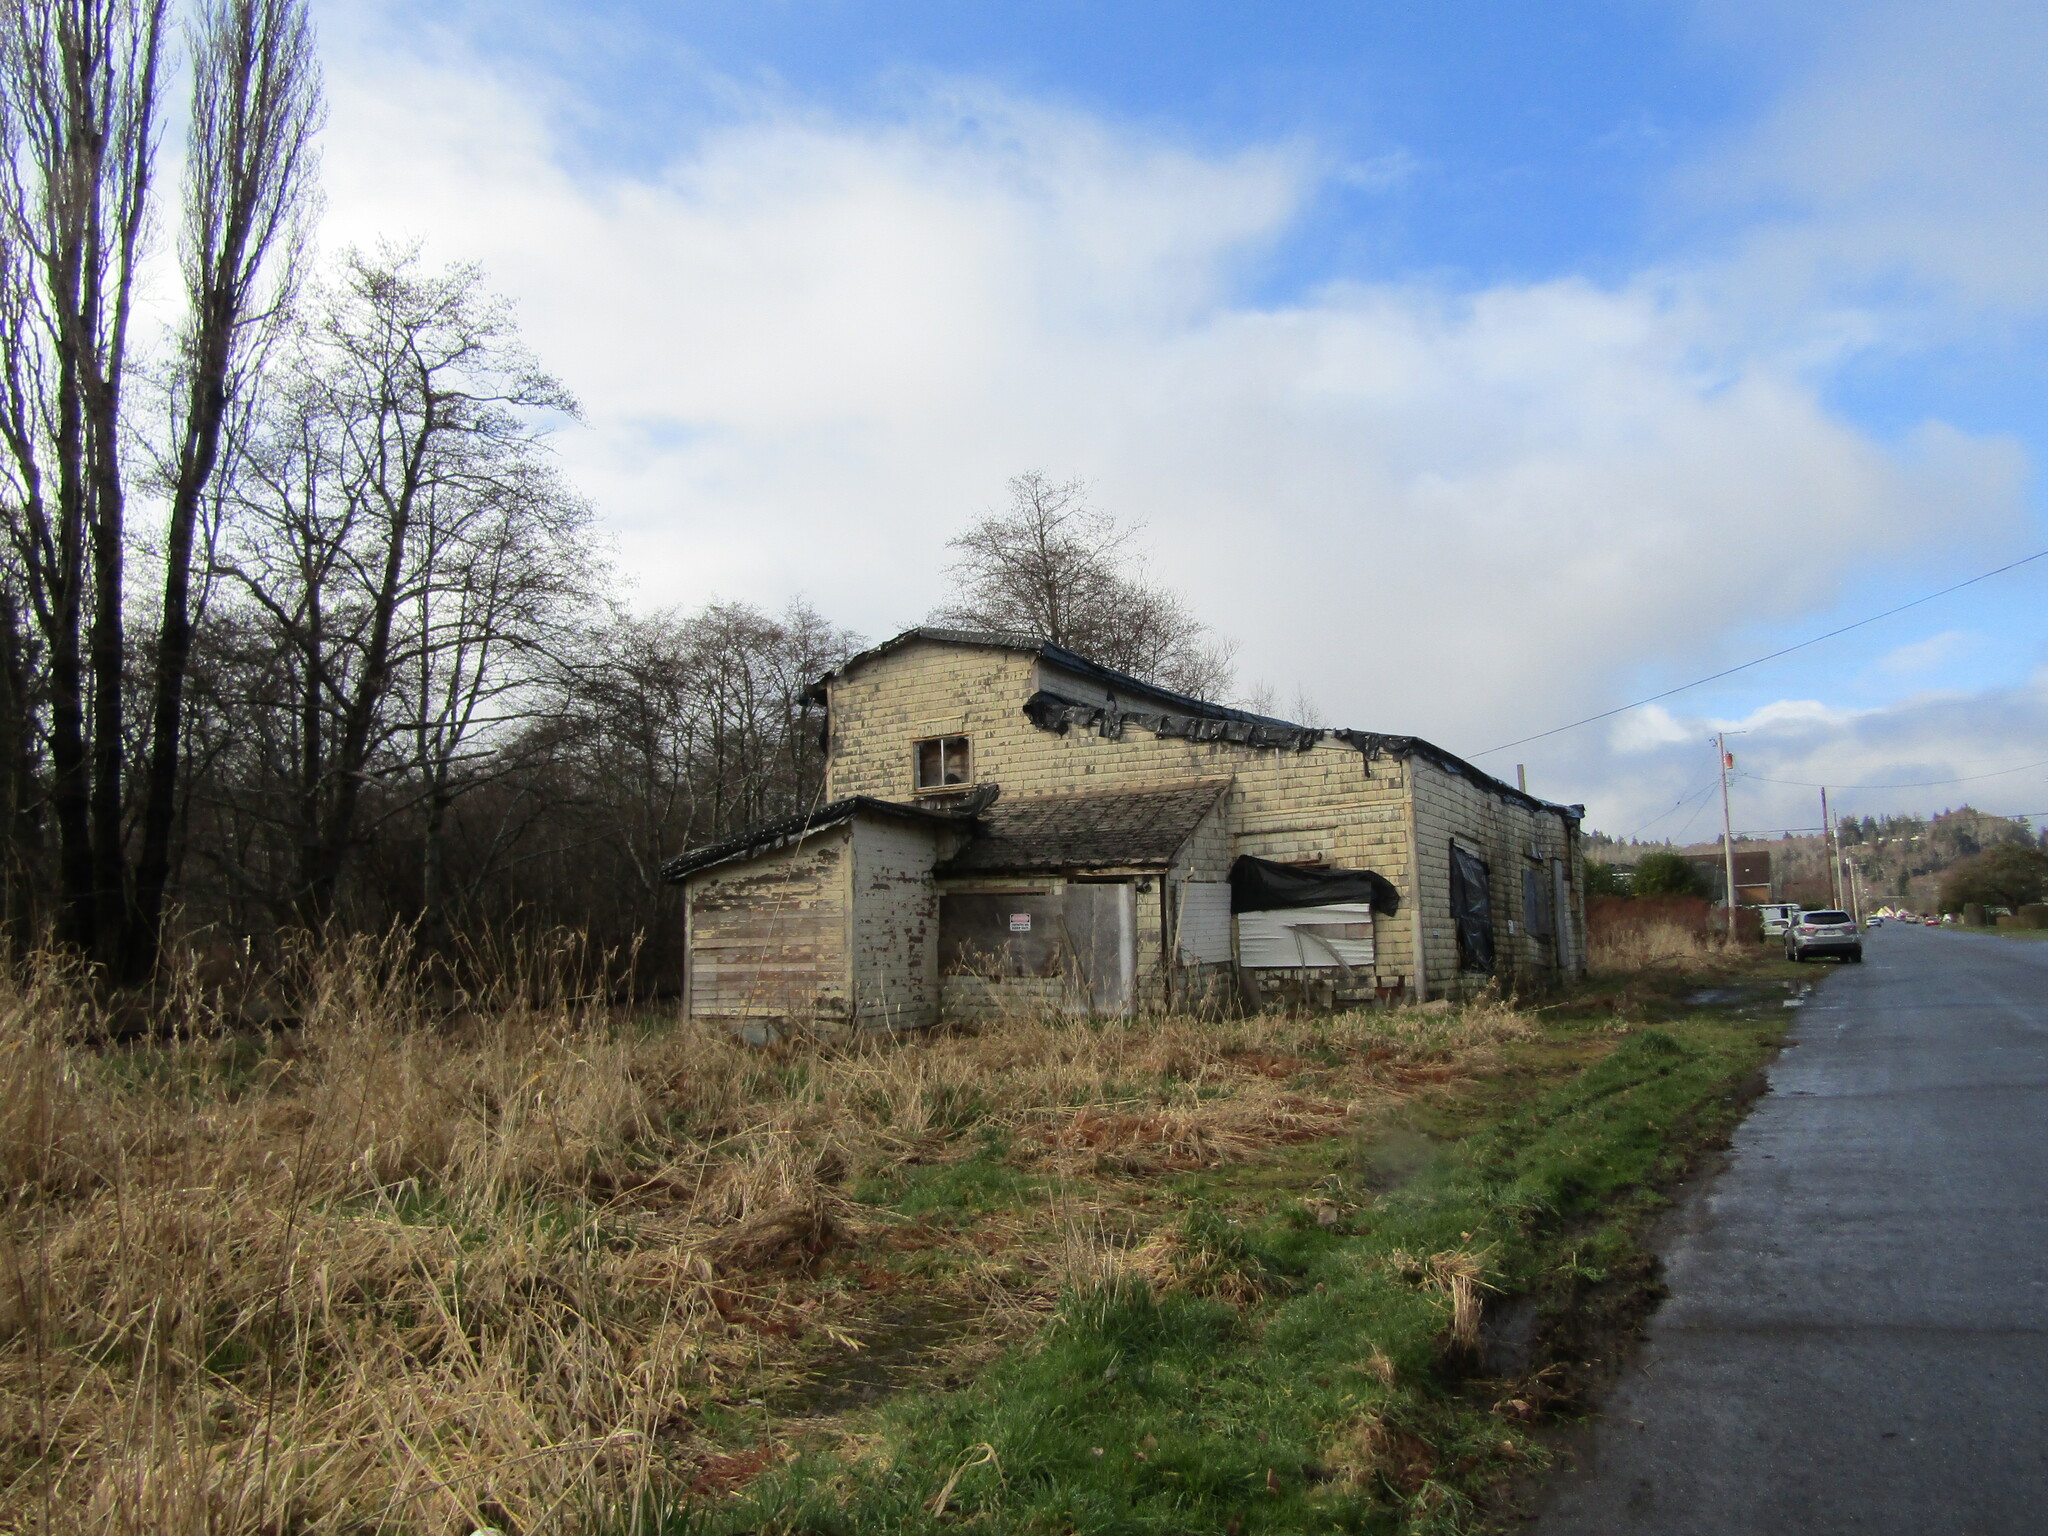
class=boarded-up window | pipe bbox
[939,885,1133,1015]
[914,735,971,791]
[1450,843,1495,974]
[1177,881,1233,963]
[1523,866,1554,939]
[939,892,1064,976]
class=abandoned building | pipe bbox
[661,628,1588,1032]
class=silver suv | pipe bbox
[1787,909,1862,963]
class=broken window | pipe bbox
[1449,842,1495,973]
[913,735,971,792]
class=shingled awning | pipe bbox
[938,780,1229,875]
[660,792,986,883]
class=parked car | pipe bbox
[1928,915,1941,926]
[1866,914,1884,928]
[1787,909,1863,963]
[1759,903,1802,938]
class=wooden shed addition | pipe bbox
[669,797,971,1039]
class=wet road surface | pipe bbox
[1531,923,2048,1535]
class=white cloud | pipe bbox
[1611,704,1693,754]
[1684,0,2048,322]
[1876,630,1977,675]
[310,4,2044,834]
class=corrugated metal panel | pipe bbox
[1235,903,1375,968]
[1178,881,1233,963]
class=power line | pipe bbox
[1736,758,2048,791]
[1471,547,2048,758]
[1623,774,1722,841]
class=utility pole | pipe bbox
[1821,786,1843,908]
[1717,732,1739,942]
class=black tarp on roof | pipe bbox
[1229,855,1401,917]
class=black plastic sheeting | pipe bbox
[1024,691,1322,752]
[1448,843,1495,974]
[1018,690,1587,821]
[1229,855,1401,917]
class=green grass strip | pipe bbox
[645,1014,1776,1536]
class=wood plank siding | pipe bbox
[686,829,852,1025]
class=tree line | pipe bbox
[0,1,1234,991]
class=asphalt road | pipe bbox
[1530,923,2048,1535]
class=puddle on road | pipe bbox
[1686,988,1746,1007]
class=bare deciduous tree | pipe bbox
[0,0,318,974]
[213,246,586,930]
[0,0,169,960]
[393,451,596,945]
[132,0,321,975]
[933,471,1234,700]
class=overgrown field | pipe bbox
[0,939,1793,1535]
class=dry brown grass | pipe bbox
[0,938,1537,1535]
[1587,920,1718,973]
[1385,1246,1494,1354]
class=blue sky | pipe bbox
[315,0,2048,836]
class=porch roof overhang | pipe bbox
[937,779,1230,877]
[660,791,985,883]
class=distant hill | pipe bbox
[1586,806,2044,909]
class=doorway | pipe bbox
[1064,882,1135,1016]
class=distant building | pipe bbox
[1683,850,1773,906]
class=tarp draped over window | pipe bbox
[1228,856,1401,916]
[1449,844,1495,973]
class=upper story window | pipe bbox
[914,735,972,793]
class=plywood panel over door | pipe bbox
[1065,882,1135,1016]
[1176,880,1233,963]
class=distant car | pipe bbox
[1866,915,1883,928]
[1788,909,1863,963]
[1928,916,1942,926]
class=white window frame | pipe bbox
[912,734,973,793]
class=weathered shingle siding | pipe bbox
[685,829,851,1023]
[1409,758,1582,999]
[826,643,1039,801]
[849,817,944,1030]
[822,635,1582,1009]
[827,639,1426,996]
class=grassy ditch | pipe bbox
[649,967,1794,1536]
[0,939,1796,1534]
